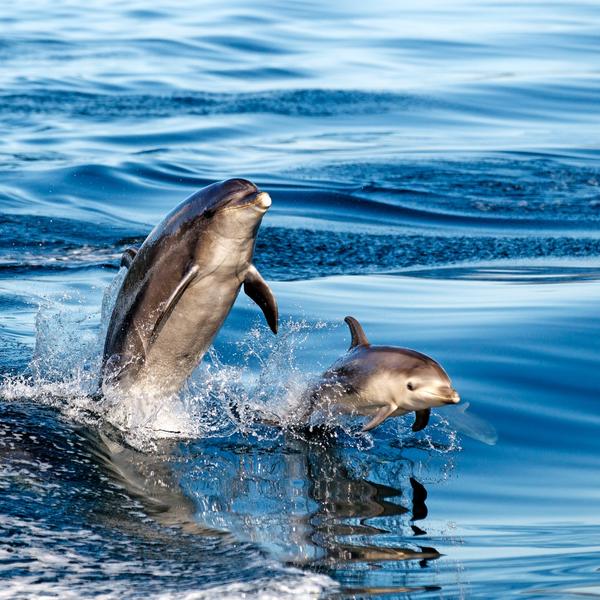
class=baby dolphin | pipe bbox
[303,316,460,432]
[102,178,277,400]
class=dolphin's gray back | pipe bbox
[103,193,210,380]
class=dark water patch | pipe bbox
[0,214,138,249]
[0,152,68,171]
[0,164,172,224]
[3,224,600,280]
[275,190,600,232]
[254,228,600,280]
[2,212,600,278]
[0,214,141,273]
[294,157,600,221]
[5,157,599,231]
[91,123,249,148]
[0,89,421,120]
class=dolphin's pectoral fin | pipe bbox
[151,265,200,342]
[244,264,278,334]
[362,404,395,432]
[344,316,369,349]
[120,246,139,269]
[412,409,431,432]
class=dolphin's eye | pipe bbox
[407,382,415,391]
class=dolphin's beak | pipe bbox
[254,191,271,209]
[427,386,460,404]
[443,389,461,404]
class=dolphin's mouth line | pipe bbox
[422,392,460,404]
[219,191,271,213]
[442,398,460,405]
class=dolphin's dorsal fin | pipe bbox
[151,264,200,342]
[244,264,278,334]
[412,408,431,432]
[344,316,369,349]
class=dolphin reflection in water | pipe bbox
[2,389,447,597]
[87,426,442,593]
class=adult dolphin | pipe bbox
[102,178,278,400]
[299,316,460,432]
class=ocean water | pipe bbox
[1,0,600,598]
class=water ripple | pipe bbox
[0,89,425,119]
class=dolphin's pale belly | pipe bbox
[111,268,245,398]
[310,375,409,418]
[151,274,242,392]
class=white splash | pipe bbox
[0,270,337,449]
[0,270,470,453]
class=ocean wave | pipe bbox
[0,89,426,119]
[2,214,600,279]
[256,229,600,280]
[289,157,600,221]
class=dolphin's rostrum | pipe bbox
[102,178,277,400]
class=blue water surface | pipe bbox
[1,1,599,598]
